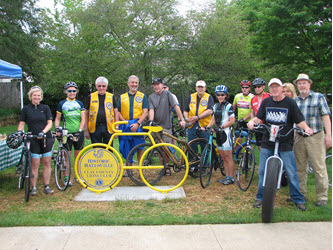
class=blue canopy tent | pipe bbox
[0,59,23,109]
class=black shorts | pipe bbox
[30,137,54,155]
[64,131,85,151]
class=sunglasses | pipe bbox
[67,90,77,93]
[97,85,106,88]
[242,87,250,89]
[254,86,264,89]
[216,93,226,97]
[163,87,167,89]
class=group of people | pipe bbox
[15,73,331,212]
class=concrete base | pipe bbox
[74,186,186,202]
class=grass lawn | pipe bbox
[0,125,331,226]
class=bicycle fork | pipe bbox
[262,140,284,190]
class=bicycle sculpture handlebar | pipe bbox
[74,121,189,194]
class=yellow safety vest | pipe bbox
[120,91,144,120]
[88,91,115,134]
[188,92,212,128]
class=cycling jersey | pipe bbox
[57,98,85,133]
[251,92,271,116]
[233,93,254,121]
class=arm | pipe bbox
[247,117,263,130]
[84,109,90,139]
[243,112,252,121]
[173,105,186,128]
[250,109,255,120]
[130,108,148,132]
[18,121,25,132]
[42,120,53,134]
[79,111,85,131]
[222,116,235,129]
[296,121,313,136]
[149,109,154,121]
[322,114,332,149]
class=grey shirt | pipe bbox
[148,90,177,129]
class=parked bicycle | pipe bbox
[254,124,308,223]
[236,128,256,191]
[52,128,73,191]
[199,127,225,188]
[125,123,207,186]
[7,131,45,202]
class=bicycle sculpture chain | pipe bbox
[74,121,189,194]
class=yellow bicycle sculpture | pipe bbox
[74,121,189,194]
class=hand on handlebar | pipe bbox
[37,132,45,139]
[247,121,255,130]
[179,120,186,128]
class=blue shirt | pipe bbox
[295,91,331,133]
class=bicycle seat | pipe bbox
[142,126,163,133]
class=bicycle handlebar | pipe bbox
[253,124,310,138]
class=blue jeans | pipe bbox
[188,123,209,168]
[256,148,304,204]
[90,125,112,145]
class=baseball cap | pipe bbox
[196,80,206,87]
[268,78,283,87]
[152,78,163,84]
[163,83,169,88]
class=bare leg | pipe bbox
[41,156,52,185]
[31,157,40,187]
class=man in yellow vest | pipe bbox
[184,80,214,141]
[118,75,148,164]
[184,80,214,173]
[84,76,119,144]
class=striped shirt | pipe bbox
[295,91,331,133]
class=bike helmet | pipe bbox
[252,78,266,86]
[215,85,228,94]
[64,81,78,90]
[240,80,251,86]
[6,132,23,149]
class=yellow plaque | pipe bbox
[77,148,121,190]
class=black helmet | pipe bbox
[6,132,23,149]
[252,78,266,86]
[64,81,78,90]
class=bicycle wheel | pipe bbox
[185,138,208,178]
[54,147,71,191]
[212,145,225,176]
[237,147,255,191]
[126,143,166,186]
[18,152,26,189]
[24,152,31,202]
[199,144,214,188]
[262,158,280,223]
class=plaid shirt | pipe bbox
[295,90,331,133]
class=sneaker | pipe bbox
[43,186,54,194]
[222,178,235,185]
[217,177,228,184]
[30,187,37,196]
[64,180,72,187]
[295,203,306,211]
[253,200,262,208]
[316,200,327,207]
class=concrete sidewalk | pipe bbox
[0,222,331,249]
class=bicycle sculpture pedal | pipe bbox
[74,121,189,194]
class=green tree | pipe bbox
[0,0,42,81]
[238,0,332,92]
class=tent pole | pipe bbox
[20,80,23,109]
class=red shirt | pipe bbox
[251,92,271,115]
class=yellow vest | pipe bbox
[120,91,144,120]
[188,92,212,128]
[88,91,115,134]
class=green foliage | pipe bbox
[237,0,332,92]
